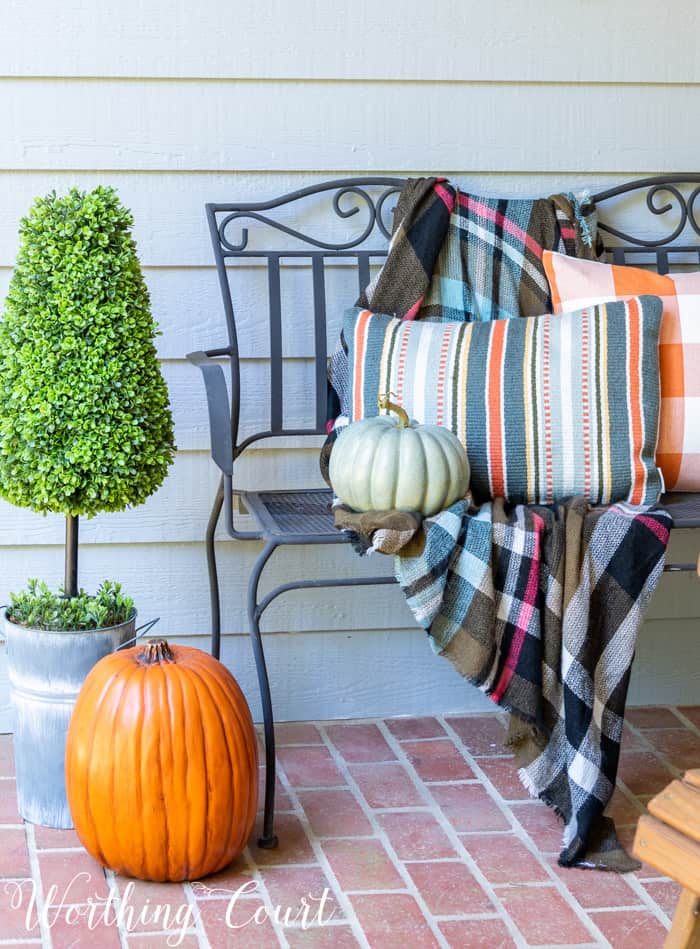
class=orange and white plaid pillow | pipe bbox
[543,251,700,492]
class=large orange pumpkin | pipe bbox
[65,639,258,882]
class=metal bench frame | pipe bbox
[188,175,700,848]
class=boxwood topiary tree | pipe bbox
[0,186,175,598]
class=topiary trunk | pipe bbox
[64,515,79,599]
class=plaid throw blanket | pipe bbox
[322,178,600,480]
[362,180,599,324]
[394,497,671,869]
[327,179,671,868]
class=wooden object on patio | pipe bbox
[634,769,700,948]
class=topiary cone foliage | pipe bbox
[0,187,175,516]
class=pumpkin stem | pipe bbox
[139,639,175,665]
[378,393,410,428]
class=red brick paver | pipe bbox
[402,738,474,782]
[499,885,596,945]
[296,789,372,838]
[462,833,550,884]
[49,905,123,949]
[284,927,359,947]
[321,837,404,892]
[439,917,517,948]
[386,716,446,741]
[404,859,495,915]
[349,762,424,808]
[591,909,670,948]
[445,713,508,755]
[377,810,455,860]
[433,782,510,833]
[276,746,345,788]
[260,865,343,923]
[350,893,440,949]
[0,705,693,946]
[325,723,395,763]
[0,827,30,878]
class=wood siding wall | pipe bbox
[1,2,699,728]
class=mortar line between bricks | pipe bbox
[269,752,372,949]
[588,903,669,916]
[617,872,673,929]
[372,720,548,949]
[669,706,700,736]
[491,880,560,888]
[277,919,355,929]
[614,777,647,806]
[606,780,646,817]
[324,719,525,946]
[622,717,683,779]
[105,870,210,947]
[316,724,452,949]
[104,869,135,949]
[268,743,324,748]
[427,911,502,922]
[598,733,647,818]
[319,886,407,896]
[617,718,691,928]
[343,807,436,816]
[527,943,601,949]
[280,784,351,792]
[0,942,42,946]
[32,848,85,854]
[25,823,53,949]
[434,716,614,949]
[120,928,201,939]
[234,840,292,949]
[421,779,481,787]
[182,880,213,949]
[189,893,261,902]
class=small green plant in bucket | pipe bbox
[8,580,134,632]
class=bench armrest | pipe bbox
[186,349,234,475]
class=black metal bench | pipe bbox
[188,175,700,849]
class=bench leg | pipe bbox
[667,889,700,949]
[248,542,279,849]
[206,478,225,660]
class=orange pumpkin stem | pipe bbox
[139,639,175,665]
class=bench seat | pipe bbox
[241,487,700,542]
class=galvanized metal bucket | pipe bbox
[2,611,136,828]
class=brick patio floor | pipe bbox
[1,706,697,947]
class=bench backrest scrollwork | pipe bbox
[207,175,700,458]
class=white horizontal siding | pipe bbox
[1,171,696,270]
[0,541,406,636]
[1,171,698,275]
[0,529,696,630]
[3,613,700,733]
[1,1,697,82]
[0,3,698,726]
[1,81,699,173]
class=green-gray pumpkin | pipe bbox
[329,397,470,516]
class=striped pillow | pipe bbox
[544,250,700,492]
[345,298,664,506]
